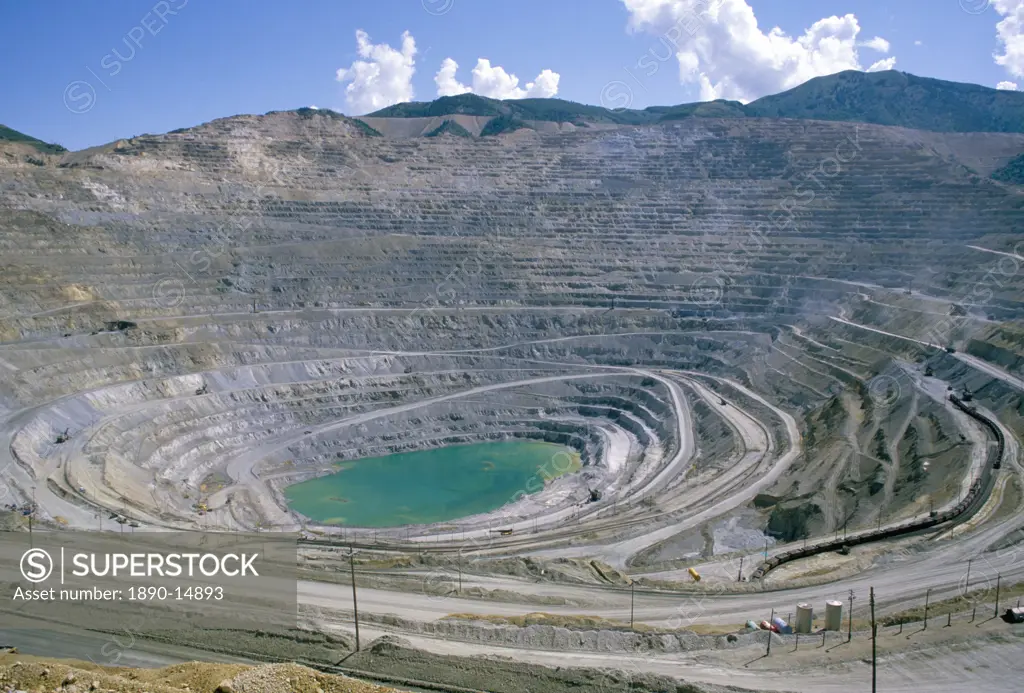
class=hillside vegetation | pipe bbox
[0,124,66,154]
[747,70,1024,133]
[425,119,473,138]
[991,153,1024,184]
[369,70,1024,135]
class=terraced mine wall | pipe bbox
[1,109,1021,547]
[3,113,1023,338]
[751,394,1006,580]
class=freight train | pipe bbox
[949,394,1003,470]
[751,394,1003,581]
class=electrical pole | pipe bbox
[994,574,1001,618]
[847,590,855,642]
[457,551,463,594]
[923,588,931,629]
[349,548,360,651]
[630,580,635,630]
[764,538,768,561]
[28,486,35,549]
[737,557,743,582]
[965,558,972,593]
[870,587,877,693]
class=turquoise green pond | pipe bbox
[283,441,581,527]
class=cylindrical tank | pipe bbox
[824,600,843,631]
[688,567,701,582]
[795,603,813,633]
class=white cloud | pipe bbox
[435,58,561,99]
[867,57,897,72]
[435,57,472,96]
[997,80,1019,89]
[620,0,897,103]
[335,30,417,114]
[914,40,923,46]
[308,105,319,109]
[861,36,890,52]
[993,0,1024,79]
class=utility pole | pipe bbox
[847,590,855,642]
[994,574,1001,618]
[870,587,877,693]
[767,608,774,655]
[737,557,744,582]
[923,588,931,629]
[457,551,463,594]
[28,486,36,549]
[630,580,635,630]
[349,548,360,651]
[965,558,972,592]
[763,538,768,561]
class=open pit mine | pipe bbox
[2,72,1024,693]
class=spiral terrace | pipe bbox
[2,98,1024,691]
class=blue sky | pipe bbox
[1,0,1021,150]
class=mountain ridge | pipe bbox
[0,124,67,155]
[5,69,1024,154]
[369,70,1024,135]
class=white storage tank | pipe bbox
[795,603,814,633]
[824,600,843,631]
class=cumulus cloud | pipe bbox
[861,36,890,52]
[620,0,897,102]
[435,58,561,99]
[335,30,416,114]
[914,40,923,46]
[997,80,1019,89]
[435,57,472,96]
[993,0,1024,79]
[867,57,897,72]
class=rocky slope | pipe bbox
[0,76,1021,551]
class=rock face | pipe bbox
[0,106,1021,550]
[3,111,1023,323]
